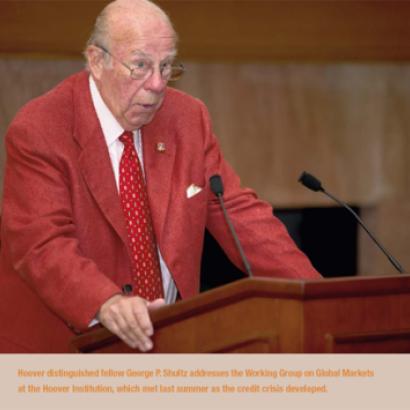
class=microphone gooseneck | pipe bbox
[210,175,253,277]
[298,171,405,274]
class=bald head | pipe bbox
[87,0,176,51]
[84,0,179,131]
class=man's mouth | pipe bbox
[138,102,157,110]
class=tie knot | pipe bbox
[119,131,134,147]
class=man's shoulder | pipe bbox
[11,71,88,129]
[162,87,206,115]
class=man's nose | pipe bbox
[143,68,167,93]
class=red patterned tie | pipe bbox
[119,131,163,301]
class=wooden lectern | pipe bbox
[71,275,410,353]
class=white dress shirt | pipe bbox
[89,76,177,304]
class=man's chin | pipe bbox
[124,112,156,131]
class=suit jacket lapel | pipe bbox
[142,115,175,250]
[72,72,128,246]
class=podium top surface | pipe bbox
[71,275,410,353]
[161,274,410,320]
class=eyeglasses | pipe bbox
[96,45,185,82]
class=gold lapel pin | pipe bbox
[156,142,166,153]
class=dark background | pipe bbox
[200,206,358,291]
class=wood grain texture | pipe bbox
[175,62,410,207]
[70,276,410,353]
[1,1,410,61]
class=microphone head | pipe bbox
[298,171,324,192]
[210,175,224,196]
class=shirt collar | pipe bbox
[89,75,125,147]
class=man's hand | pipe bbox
[97,294,165,351]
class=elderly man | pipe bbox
[0,0,320,353]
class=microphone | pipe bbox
[298,171,405,274]
[122,284,133,295]
[209,175,253,277]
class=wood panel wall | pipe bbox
[0,0,409,276]
[1,1,410,61]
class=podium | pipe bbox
[71,275,410,353]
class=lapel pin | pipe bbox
[156,142,166,153]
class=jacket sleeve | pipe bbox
[2,120,121,330]
[198,101,322,279]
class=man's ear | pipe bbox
[85,45,105,80]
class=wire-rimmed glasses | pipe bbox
[96,45,185,82]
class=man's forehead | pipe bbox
[124,32,177,54]
[129,34,176,43]
[115,21,175,41]
[130,47,177,58]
